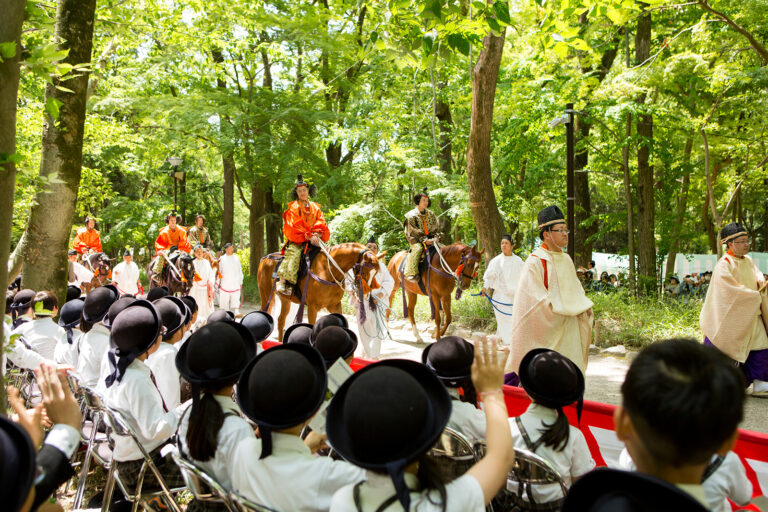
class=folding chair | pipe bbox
[228,490,280,512]
[425,427,477,482]
[169,448,237,512]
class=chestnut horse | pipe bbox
[81,252,111,294]
[258,243,380,342]
[387,243,483,341]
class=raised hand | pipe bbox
[7,386,44,448]
[35,364,82,430]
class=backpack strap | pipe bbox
[354,481,399,512]
[515,416,545,453]
[701,455,725,483]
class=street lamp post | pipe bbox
[548,105,576,260]
[168,157,183,212]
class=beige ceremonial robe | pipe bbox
[700,253,768,362]
[505,246,594,375]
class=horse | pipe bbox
[81,252,112,294]
[258,243,381,342]
[147,251,195,296]
[387,243,483,342]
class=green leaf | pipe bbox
[422,34,434,55]
[606,6,630,25]
[553,41,569,59]
[492,1,511,25]
[447,33,470,56]
[0,41,17,59]
[45,97,63,119]
[420,0,442,20]
[569,38,591,51]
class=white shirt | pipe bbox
[483,252,524,299]
[145,342,181,410]
[69,260,93,287]
[100,358,184,461]
[193,258,215,287]
[703,452,753,512]
[507,403,595,502]
[76,324,111,387]
[177,395,255,490]
[54,328,82,368]
[4,315,52,372]
[218,254,243,290]
[112,260,141,295]
[330,470,485,511]
[447,394,486,445]
[11,317,64,361]
[231,432,365,512]
[44,423,82,459]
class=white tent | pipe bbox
[665,252,768,277]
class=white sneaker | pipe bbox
[752,380,768,398]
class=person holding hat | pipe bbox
[422,336,486,444]
[152,210,192,287]
[327,337,515,511]
[346,235,394,359]
[700,222,768,397]
[191,244,216,322]
[146,296,189,409]
[403,188,442,282]
[10,290,63,361]
[504,205,593,382]
[276,174,331,296]
[67,249,93,289]
[75,284,119,387]
[176,321,258,507]
[482,234,524,346]
[54,297,85,367]
[218,242,244,316]
[231,344,364,511]
[313,325,358,367]
[508,349,594,507]
[188,214,212,249]
[72,216,102,255]
[112,248,141,296]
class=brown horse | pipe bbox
[258,243,381,342]
[387,243,483,341]
[81,252,112,294]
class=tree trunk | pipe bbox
[635,9,656,293]
[664,137,693,278]
[266,186,281,254]
[249,183,265,278]
[466,23,506,261]
[763,179,768,252]
[436,92,453,243]
[211,49,235,246]
[20,0,97,302]
[573,120,595,267]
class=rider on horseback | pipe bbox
[72,216,102,255]
[404,188,442,282]
[152,211,192,286]
[276,174,330,296]
[187,214,212,249]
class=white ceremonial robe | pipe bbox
[483,252,524,345]
[346,260,395,359]
[68,260,93,288]
[112,261,141,296]
[191,258,215,321]
[218,254,243,312]
[505,246,593,375]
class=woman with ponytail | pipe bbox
[508,349,595,508]
[175,321,258,511]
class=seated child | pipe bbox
[76,284,119,387]
[146,296,188,409]
[238,310,274,355]
[312,325,358,367]
[54,297,84,368]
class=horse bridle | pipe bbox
[456,249,480,282]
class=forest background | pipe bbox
[1,0,767,344]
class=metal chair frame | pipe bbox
[170,448,237,512]
[228,489,280,512]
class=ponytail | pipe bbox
[417,454,448,512]
[186,392,227,461]
[537,408,570,451]
[457,377,478,408]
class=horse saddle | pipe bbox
[403,244,437,295]
[270,244,322,298]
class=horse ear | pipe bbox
[377,251,387,258]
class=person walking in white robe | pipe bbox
[218,243,243,316]
[482,234,524,346]
[191,245,215,322]
[112,249,141,296]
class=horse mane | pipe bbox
[440,243,469,258]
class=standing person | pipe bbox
[72,216,102,255]
[187,214,212,249]
[347,235,395,359]
[482,234,524,346]
[191,244,215,321]
[277,174,331,296]
[152,211,192,287]
[504,205,593,384]
[403,188,442,282]
[218,243,243,317]
[700,222,768,397]
[112,249,141,296]
[67,250,93,289]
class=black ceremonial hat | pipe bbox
[720,222,748,244]
[537,205,566,230]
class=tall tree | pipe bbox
[17,0,97,301]
[212,49,235,246]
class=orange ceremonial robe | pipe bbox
[155,226,192,254]
[72,227,102,254]
[282,200,331,244]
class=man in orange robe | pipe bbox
[276,174,330,295]
[151,211,192,285]
[72,217,102,255]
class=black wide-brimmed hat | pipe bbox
[312,326,358,367]
[146,286,170,302]
[720,222,748,244]
[422,336,474,387]
[0,415,37,512]
[240,311,274,343]
[10,289,35,320]
[237,344,327,459]
[105,300,162,387]
[207,309,235,324]
[102,296,137,329]
[82,284,119,323]
[519,348,584,421]
[326,359,451,511]
[311,313,348,341]
[537,205,566,230]
[180,295,198,315]
[58,297,84,345]
[66,285,82,303]
[561,468,708,512]
[284,322,313,345]
[153,296,186,340]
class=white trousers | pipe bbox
[357,303,386,360]
[190,284,214,321]
[219,288,241,312]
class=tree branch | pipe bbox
[697,0,768,64]
[232,163,251,210]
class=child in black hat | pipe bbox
[100,300,186,495]
[5,290,55,372]
[422,336,486,444]
[239,310,274,354]
[231,344,365,511]
[54,296,85,368]
[10,290,63,362]
[313,325,358,368]
[146,296,189,409]
[10,288,36,328]
[176,321,258,509]
[75,284,119,387]
[327,338,515,511]
[283,322,313,345]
